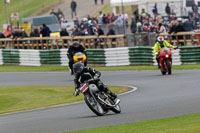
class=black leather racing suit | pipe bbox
[74,67,116,98]
[67,45,87,73]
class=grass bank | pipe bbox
[68,113,200,133]
[0,64,200,72]
[0,0,65,30]
[0,86,130,114]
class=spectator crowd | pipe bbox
[1,0,200,47]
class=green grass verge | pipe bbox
[0,86,130,114]
[0,64,200,72]
[68,113,200,133]
[0,0,65,30]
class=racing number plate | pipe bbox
[80,83,89,93]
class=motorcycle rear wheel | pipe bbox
[84,94,105,116]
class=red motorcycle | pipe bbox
[158,47,173,75]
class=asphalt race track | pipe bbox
[0,70,200,133]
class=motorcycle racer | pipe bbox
[154,36,176,68]
[67,41,87,75]
[73,62,119,103]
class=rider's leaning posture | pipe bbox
[73,62,119,103]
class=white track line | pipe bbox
[0,86,138,116]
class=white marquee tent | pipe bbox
[110,0,184,16]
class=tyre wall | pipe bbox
[0,46,199,66]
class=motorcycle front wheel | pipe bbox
[84,94,105,116]
[166,59,172,75]
[110,104,121,114]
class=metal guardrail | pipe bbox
[0,35,127,49]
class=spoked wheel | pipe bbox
[110,104,121,114]
[166,59,172,75]
[84,95,105,116]
[107,97,121,114]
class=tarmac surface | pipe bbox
[0,70,200,133]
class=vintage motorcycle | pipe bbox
[158,47,173,75]
[73,52,87,64]
[77,78,121,116]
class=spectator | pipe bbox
[60,27,69,44]
[152,3,158,17]
[71,26,82,36]
[165,3,171,20]
[57,8,65,19]
[111,13,117,23]
[182,19,194,32]
[149,17,156,32]
[87,15,92,21]
[50,9,57,17]
[40,24,51,37]
[171,9,176,16]
[106,13,111,24]
[156,15,162,27]
[0,31,5,45]
[192,0,198,15]
[5,24,14,38]
[30,26,40,37]
[168,21,176,40]
[122,13,129,28]
[60,27,69,36]
[99,11,103,24]
[74,17,80,27]
[143,23,152,32]
[95,24,104,48]
[115,14,124,34]
[101,0,104,5]
[71,0,77,19]
[102,14,107,24]
[96,25,104,36]
[130,15,137,33]
[92,16,99,24]
[107,25,116,47]
[174,20,185,45]
[136,22,143,33]
[141,9,147,18]
[94,0,97,5]
[0,31,5,38]
[21,29,28,38]
[157,23,166,34]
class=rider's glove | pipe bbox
[93,75,99,81]
[174,46,179,50]
[74,89,79,96]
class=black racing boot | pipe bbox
[158,63,160,69]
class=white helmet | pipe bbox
[157,36,164,42]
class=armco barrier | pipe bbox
[179,46,200,64]
[0,46,198,66]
